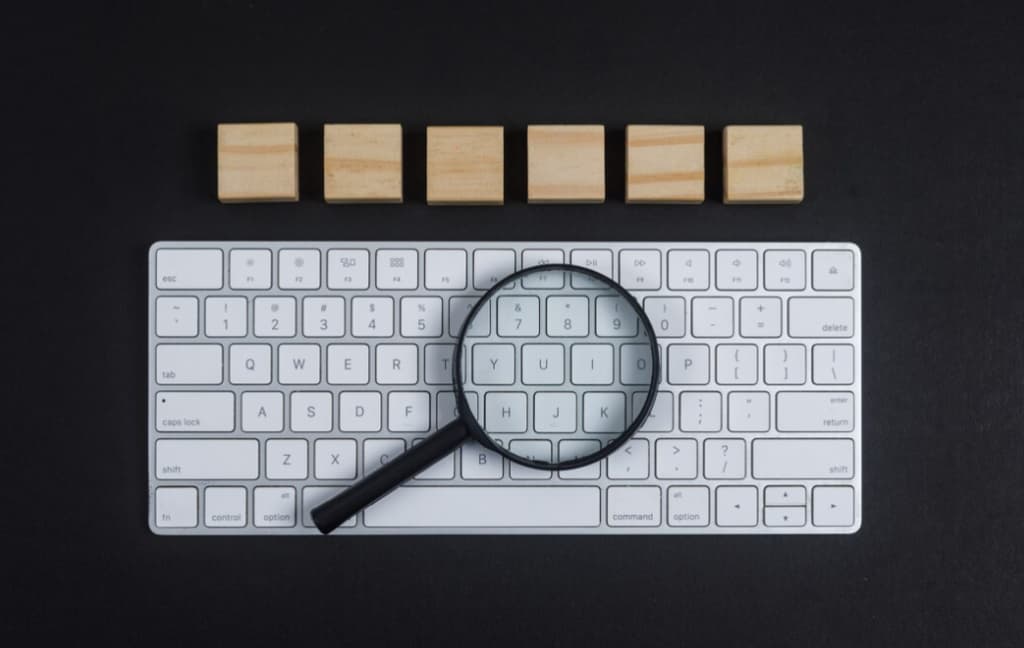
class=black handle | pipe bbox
[311,420,470,534]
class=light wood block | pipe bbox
[426,126,504,205]
[217,123,298,202]
[527,125,605,203]
[323,124,403,203]
[625,125,705,203]
[723,125,804,204]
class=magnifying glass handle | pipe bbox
[311,420,470,534]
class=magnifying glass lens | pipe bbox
[456,266,658,470]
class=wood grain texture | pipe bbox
[217,123,298,202]
[324,124,402,203]
[426,126,504,205]
[723,125,804,204]
[625,125,704,203]
[527,125,605,203]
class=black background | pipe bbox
[6,1,1024,645]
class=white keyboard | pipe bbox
[148,241,862,535]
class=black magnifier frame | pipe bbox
[311,263,660,534]
[452,263,661,471]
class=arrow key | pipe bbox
[764,485,806,506]
[715,485,758,526]
[764,506,806,527]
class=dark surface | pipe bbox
[6,1,1024,645]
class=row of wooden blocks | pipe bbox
[217,123,804,205]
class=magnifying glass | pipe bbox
[311,264,661,534]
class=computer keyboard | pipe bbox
[149,241,861,535]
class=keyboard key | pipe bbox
[241,391,284,432]
[715,249,757,290]
[351,297,394,337]
[424,249,467,290]
[472,344,515,385]
[450,297,490,337]
[607,439,649,479]
[473,249,515,290]
[776,391,854,432]
[739,297,782,338]
[387,392,430,431]
[546,296,589,337]
[326,249,370,289]
[278,249,321,289]
[484,392,528,432]
[522,249,565,288]
[314,439,357,479]
[365,486,600,527]
[327,344,370,385]
[230,249,272,289]
[727,392,770,432]
[619,344,653,385]
[764,485,806,506]
[364,438,406,474]
[704,438,745,479]
[764,506,806,527]
[461,442,504,480]
[302,487,356,528]
[412,438,456,480]
[206,296,247,337]
[155,439,259,479]
[764,344,806,385]
[716,344,757,385]
[557,439,601,479]
[667,249,710,290]
[643,297,685,337]
[424,344,457,385]
[155,391,234,432]
[788,297,854,338]
[619,250,661,289]
[812,344,855,385]
[253,296,296,337]
[596,296,638,336]
[680,392,722,432]
[812,486,855,526]
[607,486,661,526]
[655,438,698,479]
[156,249,222,290]
[204,487,246,527]
[583,392,626,432]
[254,487,296,527]
[570,249,613,287]
[752,439,855,479]
[715,486,758,526]
[497,296,540,336]
[339,392,381,431]
[278,344,320,384]
[812,250,854,291]
[571,344,614,385]
[155,344,222,385]
[667,486,710,527]
[534,392,576,432]
[522,345,565,385]
[400,297,443,337]
[376,345,418,385]
[438,391,478,426]
[302,297,345,337]
[266,439,308,479]
[230,343,272,384]
[691,297,733,337]
[376,249,418,289]
[155,487,198,528]
[509,440,552,479]
[155,297,198,337]
[635,390,673,432]
[290,392,332,432]
[667,344,710,385]
[763,250,806,290]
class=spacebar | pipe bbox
[364,486,601,528]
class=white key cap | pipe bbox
[521,249,565,289]
[655,438,698,479]
[752,439,855,479]
[327,344,370,385]
[351,297,394,337]
[155,439,258,479]
[290,392,332,432]
[643,297,685,337]
[449,297,490,337]
[326,249,370,289]
[388,391,430,432]
[608,439,649,479]
[365,486,600,527]
[424,344,457,385]
[205,297,247,337]
[253,487,296,527]
[497,296,540,337]
[704,438,745,479]
[583,392,626,432]
[571,344,614,385]
[314,439,357,479]
[364,438,406,474]
[813,486,855,526]
[376,249,418,289]
[812,250,854,290]
[788,298,854,338]
[596,296,638,337]
[253,296,296,337]
[557,439,602,479]
[533,392,576,432]
[155,344,222,385]
[230,249,272,289]
[155,391,234,432]
[680,392,722,432]
[461,441,503,480]
[691,297,734,337]
[229,344,272,385]
[156,297,198,337]
[278,249,321,289]
[155,487,198,527]
[739,297,782,338]
[765,506,806,527]
[472,344,515,385]
[635,390,673,432]
[667,344,710,385]
[278,344,320,384]
[302,297,345,337]
[204,487,246,527]
[715,486,758,526]
[302,487,356,528]
[339,392,381,431]
[619,344,653,385]
[764,344,807,385]
[266,439,308,479]
[728,391,770,432]
[484,392,528,432]
[400,297,443,337]
[570,249,613,287]
[667,249,710,290]
[156,249,223,290]
[473,249,516,290]
[424,249,467,289]
[607,486,661,527]
[412,438,456,480]
[241,391,284,432]
[763,250,806,290]
[715,249,757,290]
[812,344,855,385]
[716,344,758,384]
[546,296,589,337]
[764,486,806,506]
[619,250,661,289]
[376,344,418,385]
[522,344,565,385]
[509,440,552,479]
[776,391,854,432]
[667,486,710,527]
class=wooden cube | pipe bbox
[527,125,605,203]
[723,125,804,204]
[323,124,403,203]
[625,125,705,203]
[426,126,504,205]
[217,123,298,202]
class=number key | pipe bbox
[643,297,685,338]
